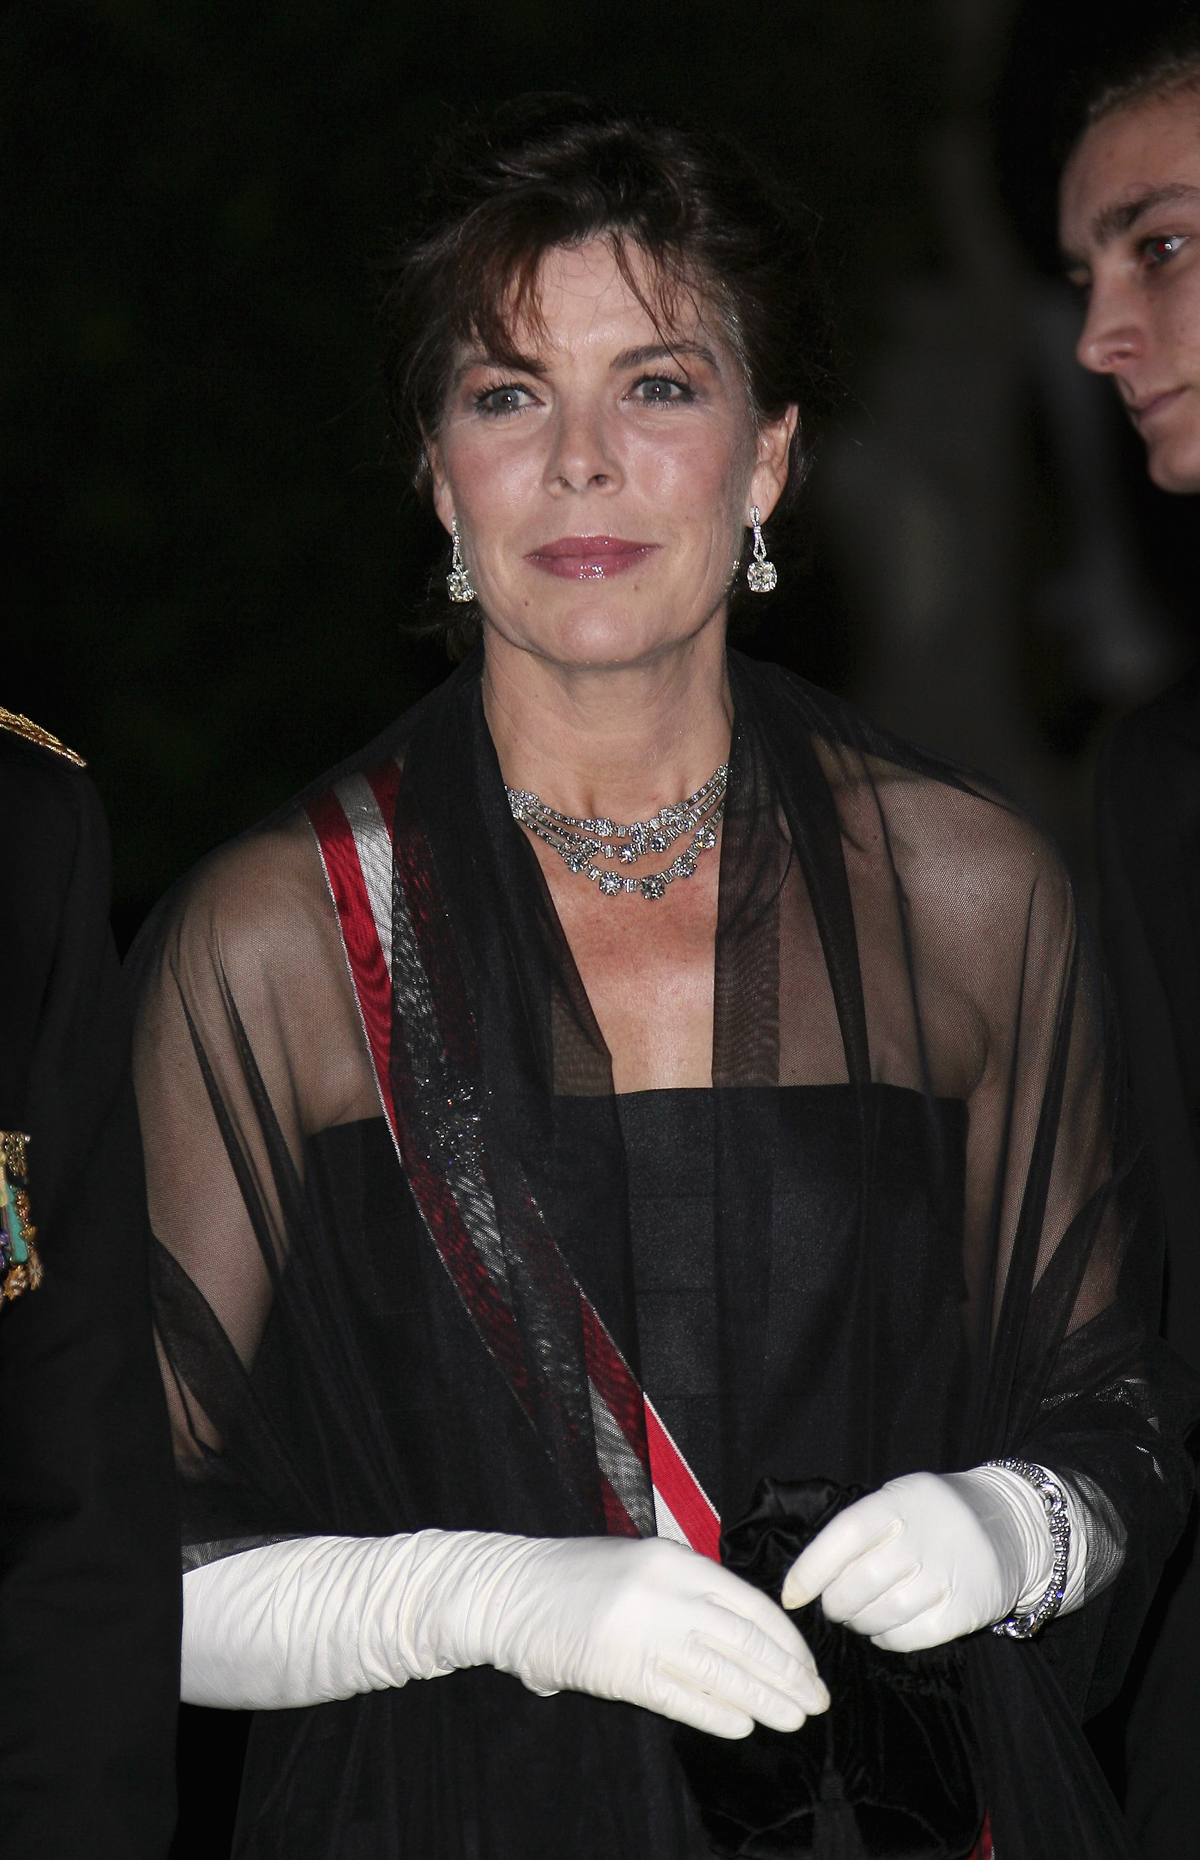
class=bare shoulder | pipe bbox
[820,741,1074,950]
[165,812,334,973]
[142,811,374,1130]
[151,812,357,1044]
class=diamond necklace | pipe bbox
[506,762,728,901]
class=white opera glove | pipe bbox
[184,1528,830,1740]
[780,1465,1096,1654]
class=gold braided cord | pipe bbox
[0,706,85,767]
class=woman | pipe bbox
[132,98,1194,1860]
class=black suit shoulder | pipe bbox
[0,715,95,860]
[0,713,94,888]
[1096,675,1200,1370]
[0,728,111,1128]
[1100,672,1200,841]
[1105,666,1200,750]
[1098,675,1200,1040]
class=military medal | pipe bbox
[0,1133,42,1302]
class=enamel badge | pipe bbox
[0,1133,43,1303]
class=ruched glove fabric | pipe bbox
[781,1465,1097,1652]
[183,1529,830,1739]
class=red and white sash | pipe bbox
[307,764,720,1562]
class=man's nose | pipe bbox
[1075,277,1145,376]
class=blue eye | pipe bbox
[630,374,692,404]
[475,383,533,416]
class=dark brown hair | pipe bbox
[1087,44,1200,128]
[1059,25,1200,158]
[378,95,837,652]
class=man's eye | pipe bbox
[630,375,692,404]
[1142,234,1186,268]
[475,384,534,416]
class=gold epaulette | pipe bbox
[0,706,85,767]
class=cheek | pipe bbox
[438,428,544,531]
[1164,270,1200,373]
[624,426,748,529]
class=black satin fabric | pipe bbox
[614,1084,972,1523]
[132,653,1200,1859]
[674,1478,982,1860]
[621,1094,980,1856]
[619,1089,720,1502]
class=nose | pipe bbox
[544,398,622,495]
[1075,276,1145,376]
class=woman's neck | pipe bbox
[481,618,733,822]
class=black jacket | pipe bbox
[0,716,179,1857]
[1096,676,1200,1860]
[1097,674,1200,1374]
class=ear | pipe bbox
[746,405,800,524]
[424,435,455,536]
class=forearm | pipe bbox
[973,1463,1126,1617]
[182,1526,825,1737]
[1023,1385,1191,1604]
[183,1531,472,1709]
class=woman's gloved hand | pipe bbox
[429,1532,829,1737]
[183,1528,830,1739]
[780,1466,1072,1652]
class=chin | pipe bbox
[509,595,702,669]
[1147,436,1200,496]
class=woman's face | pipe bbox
[428,239,796,670]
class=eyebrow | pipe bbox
[1086,182,1200,250]
[610,341,721,372]
[452,347,547,388]
[452,338,721,387]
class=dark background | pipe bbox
[3,1,1197,1851]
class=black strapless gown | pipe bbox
[224,1083,969,1859]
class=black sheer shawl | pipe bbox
[130,653,1195,1860]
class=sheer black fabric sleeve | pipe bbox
[738,663,1199,1858]
[803,685,1195,1695]
[130,812,384,1559]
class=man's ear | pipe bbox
[748,405,800,523]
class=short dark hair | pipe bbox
[378,95,837,653]
[1073,27,1200,144]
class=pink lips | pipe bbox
[1129,386,1188,427]
[525,535,658,580]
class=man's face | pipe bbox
[1061,91,1200,492]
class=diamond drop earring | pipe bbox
[447,519,477,603]
[746,506,777,593]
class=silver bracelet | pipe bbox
[985,1458,1071,1640]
